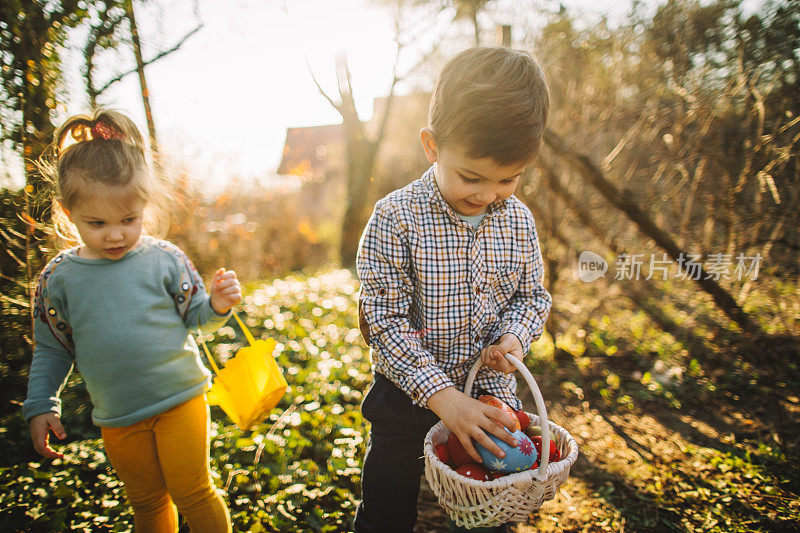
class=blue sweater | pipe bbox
[22,236,231,427]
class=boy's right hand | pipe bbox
[29,413,66,459]
[427,387,519,463]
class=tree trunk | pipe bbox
[339,137,372,269]
[19,11,61,327]
[21,50,56,220]
[125,0,158,155]
[543,128,761,335]
[335,58,397,269]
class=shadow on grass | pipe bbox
[521,327,800,531]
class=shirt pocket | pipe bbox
[489,266,522,313]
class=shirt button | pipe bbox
[474,285,481,294]
[474,334,481,343]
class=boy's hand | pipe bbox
[210,268,242,315]
[480,333,525,374]
[428,387,519,463]
[30,413,66,459]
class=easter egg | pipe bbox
[475,429,537,473]
[514,410,531,431]
[525,425,542,438]
[447,432,472,467]
[489,471,509,480]
[479,395,521,432]
[531,435,561,462]
[434,443,451,465]
[456,463,491,481]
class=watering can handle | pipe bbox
[198,312,255,377]
[232,313,257,345]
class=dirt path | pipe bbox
[414,357,800,532]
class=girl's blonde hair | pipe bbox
[42,110,171,245]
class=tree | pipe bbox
[310,53,402,269]
[83,0,204,156]
[376,0,496,45]
[453,0,492,45]
[543,128,761,334]
[0,0,203,414]
[0,2,92,211]
[0,1,91,416]
[523,1,799,336]
[309,9,447,268]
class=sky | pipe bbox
[4,0,762,190]
[65,0,403,189]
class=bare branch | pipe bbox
[601,114,645,170]
[93,23,204,97]
[305,55,341,114]
[544,127,761,334]
[395,16,454,82]
[340,58,356,105]
[85,4,126,104]
[0,294,30,308]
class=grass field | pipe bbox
[2,269,798,532]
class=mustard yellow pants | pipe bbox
[101,394,231,533]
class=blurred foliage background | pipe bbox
[1,0,799,531]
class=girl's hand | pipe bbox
[210,268,242,315]
[30,413,66,459]
[427,387,519,463]
[480,333,525,374]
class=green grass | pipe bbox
[2,269,798,532]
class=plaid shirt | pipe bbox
[356,167,552,411]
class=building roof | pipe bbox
[277,123,344,176]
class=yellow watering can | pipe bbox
[200,314,287,430]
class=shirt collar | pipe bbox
[422,166,509,225]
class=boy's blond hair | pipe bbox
[428,46,549,165]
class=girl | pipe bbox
[22,110,240,533]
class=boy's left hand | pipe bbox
[210,268,242,315]
[480,333,524,373]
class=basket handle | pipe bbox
[463,354,551,482]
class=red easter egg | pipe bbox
[527,461,540,471]
[435,443,451,465]
[479,395,521,432]
[531,435,560,462]
[447,432,473,467]
[515,410,531,431]
[456,463,491,481]
[489,471,509,480]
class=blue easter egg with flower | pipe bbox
[476,429,538,473]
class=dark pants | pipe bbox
[354,374,508,533]
[354,373,440,533]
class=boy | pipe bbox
[355,47,552,532]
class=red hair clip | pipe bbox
[92,121,124,140]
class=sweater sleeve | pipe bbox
[159,240,231,334]
[356,202,454,407]
[22,260,75,421]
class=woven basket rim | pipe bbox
[422,354,580,527]
[424,411,578,490]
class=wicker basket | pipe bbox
[423,354,579,528]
